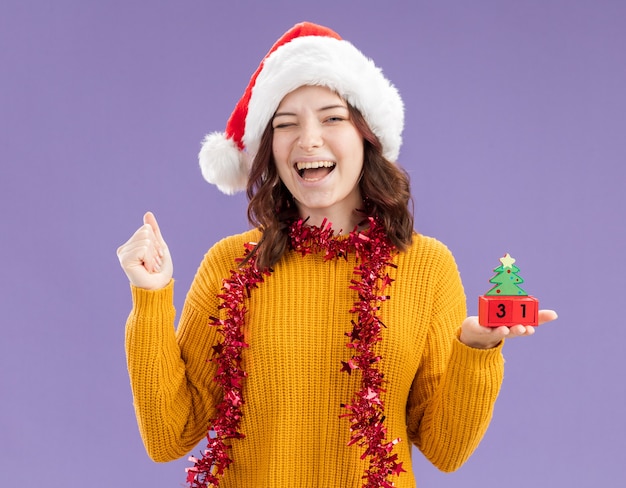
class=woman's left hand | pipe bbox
[459,310,558,349]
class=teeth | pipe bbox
[295,161,335,170]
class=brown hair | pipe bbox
[245,104,414,270]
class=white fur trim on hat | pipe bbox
[198,132,251,195]
[244,36,404,163]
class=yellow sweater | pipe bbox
[125,230,504,487]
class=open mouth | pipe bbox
[295,160,336,181]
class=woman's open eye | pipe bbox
[325,116,346,123]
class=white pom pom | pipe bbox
[198,132,250,195]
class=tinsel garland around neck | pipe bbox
[185,217,405,488]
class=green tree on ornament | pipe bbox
[485,253,528,296]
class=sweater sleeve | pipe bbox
[125,249,227,462]
[406,246,505,472]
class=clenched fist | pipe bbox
[116,212,173,290]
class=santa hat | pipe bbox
[199,22,404,195]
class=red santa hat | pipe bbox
[199,22,404,194]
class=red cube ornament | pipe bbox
[478,253,539,327]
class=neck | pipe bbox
[295,201,366,235]
[300,211,361,234]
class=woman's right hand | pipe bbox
[116,211,173,290]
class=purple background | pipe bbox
[2,1,624,486]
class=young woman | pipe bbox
[117,22,557,488]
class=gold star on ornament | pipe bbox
[500,253,516,268]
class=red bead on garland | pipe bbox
[185,218,405,487]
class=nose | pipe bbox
[297,120,323,151]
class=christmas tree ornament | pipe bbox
[478,253,539,327]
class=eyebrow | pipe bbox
[273,104,349,119]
